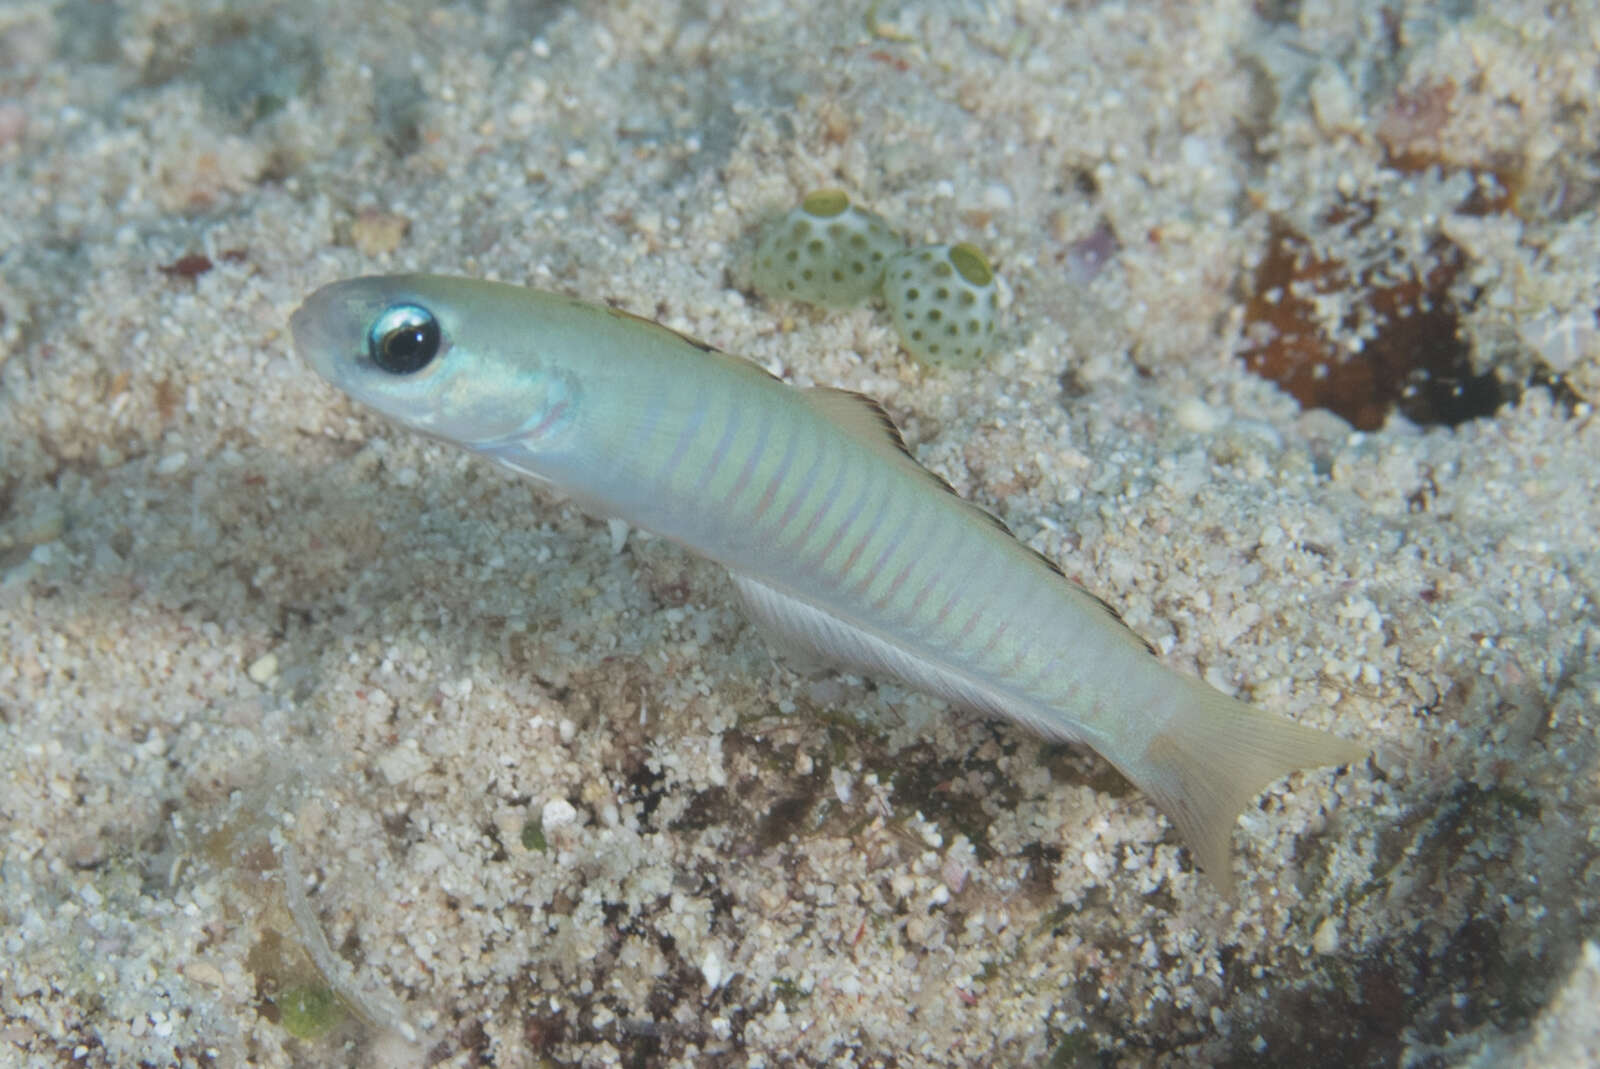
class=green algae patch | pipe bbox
[276,983,342,1039]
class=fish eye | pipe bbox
[367,304,441,374]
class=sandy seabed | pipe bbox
[2,1,1599,1066]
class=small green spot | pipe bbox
[772,977,812,1002]
[1048,1029,1097,1067]
[277,984,341,1039]
[801,189,851,217]
[521,822,548,852]
[949,243,993,286]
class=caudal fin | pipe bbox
[1123,678,1366,895]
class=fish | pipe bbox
[290,274,1365,893]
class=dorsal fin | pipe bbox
[1085,589,1158,655]
[601,302,719,353]
[805,387,912,455]
[806,388,1156,657]
[806,387,1015,537]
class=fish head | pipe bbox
[290,274,579,452]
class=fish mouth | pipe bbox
[289,279,380,388]
[289,286,340,378]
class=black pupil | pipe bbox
[371,310,440,374]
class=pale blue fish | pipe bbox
[291,274,1365,892]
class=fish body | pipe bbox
[292,274,1363,891]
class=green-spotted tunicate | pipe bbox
[752,190,905,308]
[882,242,999,367]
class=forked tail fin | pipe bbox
[1123,675,1367,895]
